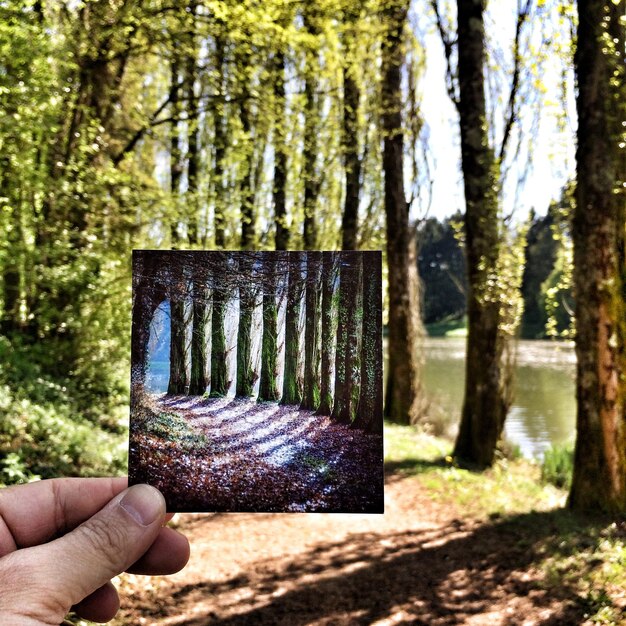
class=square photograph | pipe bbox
[129,250,384,513]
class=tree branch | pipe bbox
[430,0,460,111]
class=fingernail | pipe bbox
[120,484,165,526]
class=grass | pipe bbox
[140,407,208,451]
[425,315,467,337]
[384,421,626,625]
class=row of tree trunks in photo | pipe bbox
[131,252,383,433]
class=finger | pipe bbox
[0,477,128,555]
[17,484,167,617]
[72,581,120,623]
[126,526,190,575]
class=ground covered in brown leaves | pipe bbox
[129,395,383,513]
[115,472,595,626]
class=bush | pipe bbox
[0,335,127,485]
[541,443,574,490]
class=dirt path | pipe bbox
[116,473,588,626]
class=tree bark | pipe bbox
[170,55,183,246]
[258,255,280,401]
[452,0,507,467]
[300,251,322,410]
[188,268,209,396]
[331,252,362,424]
[315,253,337,416]
[302,7,319,251]
[213,34,227,249]
[341,6,362,251]
[281,251,303,405]
[381,0,425,425]
[273,50,289,251]
[353,251,383,432]
[130,252,167,391]
[235,254,256,398]
[210,253,229,397]
[569,0,626,514]
[167,262,188,395]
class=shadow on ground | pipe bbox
[124,478,619,625]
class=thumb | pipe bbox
[23,484,166,613]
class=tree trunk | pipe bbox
[258,256,280,401]
[281,251,303,405]
[569,0,626,514]
[130,252,166,391]
[273,50,289,251]
[341,6,362,251]
[213,34,227,249]
[302,8,319,251]
[300,251,322,410]
[315,253,337,416]
[353,251,383,432]
[381,0,425,425]
[188,268,209,396]
[170,56,183,246]
[210,253,229,397]
[452,0,506,467]
[185,1,201,246]
[167,262,188,395]
[235,254,256,397]
[331,251,362,424]
[1,161,21,335]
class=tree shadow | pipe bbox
[135,508,617,625]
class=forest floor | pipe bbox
[115,424,626,626]
[129,395,383,513]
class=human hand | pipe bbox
[0,477,189,624]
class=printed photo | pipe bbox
[129,250,384,512]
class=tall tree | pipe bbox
[273,49,289,252]
[213,33,227,249]
[188,266,209,396]
[258,255,280,401]
[569,0,626,514]
[235,254,256,397]
[281,251,303,405]
[452,0,507,467]
[341,3,362,251]
[331,251,362,424]
[353,252,383,432]
[167,262,188,395]
[302,5,321,251]
[381,0,425,425]
[209,253,229,397]
[300,252,322,410]
[315,253,337,416]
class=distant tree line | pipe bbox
[132,251,383,433]
[418,200,574,340]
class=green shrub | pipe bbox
[541,443,574,489]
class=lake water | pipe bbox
[422,337,576,459]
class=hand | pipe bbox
[0,477,189,624]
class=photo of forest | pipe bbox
[129,250,383,513]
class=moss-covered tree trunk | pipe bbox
[258,256,280,401]
[300,252,322,410]
[281,251,303,405]
[188,268,209,396]
[167,261,188,395]
[452,0,507,468]
[381,0,425,425]
[210,253,228,397]
[569,0,626,515]
[131,252,166,390]
[332,252,362,424]
[236,254,256,397]
[353,252,383,432]
[315,253,337,416]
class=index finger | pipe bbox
[0,477,128,556]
